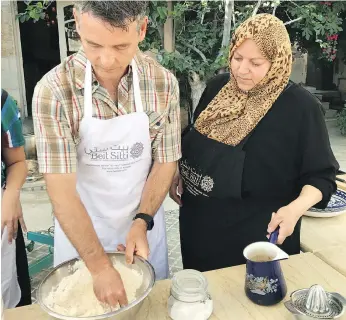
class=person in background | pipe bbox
[32,1,180,307]
[1,89,31,307]
[170,14,339,272]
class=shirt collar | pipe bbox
[73,48,144,90]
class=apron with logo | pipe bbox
[178,82,300,272]
[54,59,169,280]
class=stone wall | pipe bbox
[1,1,26,115]
[290,54,308,84]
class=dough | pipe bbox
[45,259,143,317]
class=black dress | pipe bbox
[179,73,339,272]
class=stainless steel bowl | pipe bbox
[38,252,155,320]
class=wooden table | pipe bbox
[300,177,346,273]
[4,253,346,320]
[301,211,346,252]
[314,245,346,277]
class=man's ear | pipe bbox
[138,16,148,42]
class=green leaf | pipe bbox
[20,15,27,23]
[37,2,43,8]
[302,27,313,41]
[29,10,36,18]
[157,6,167,20]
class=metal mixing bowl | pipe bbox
[37,252,155,320]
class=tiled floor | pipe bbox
[27,208,182,304]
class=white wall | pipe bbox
[1,1,27,116]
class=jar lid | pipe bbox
[171,269,209,303]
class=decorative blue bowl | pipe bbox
[309,189,346,214]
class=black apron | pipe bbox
[179,83,300,272]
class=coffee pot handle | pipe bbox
[269,227,280,244]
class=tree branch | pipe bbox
[252,0,262,16]
[272,4,278,16]
[284,17,303,26]
[231,0,235,27]
[287,0,300,8]
[222,0,233,48]
[181,43,208,63]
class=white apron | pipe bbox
[1,191,21,309]
[54,59,169,279]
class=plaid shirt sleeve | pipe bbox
[1,90,25,148]
[32,83,77,174]
[153,77,182,163]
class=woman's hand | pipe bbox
[267,185,323,245]
[267,206,301,245]
[1,191,27,243]
[169,170,183,206]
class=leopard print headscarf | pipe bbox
[195,14,292,146]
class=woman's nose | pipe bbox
[238,61,250,75]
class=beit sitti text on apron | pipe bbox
[84,142,144,173]
[180,159,215,197]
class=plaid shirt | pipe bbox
[32,49,181,174]
[1,89,25,187]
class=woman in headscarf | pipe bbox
[169,14,339,272]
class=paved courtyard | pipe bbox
[22,115,345,303]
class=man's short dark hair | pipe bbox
[74,1,148,30]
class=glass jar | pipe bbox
[167,269,213,320]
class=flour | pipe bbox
[45,259,143,317]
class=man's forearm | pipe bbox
[45,174,111,275]
[138,161,177,216]
[52,195,111,273]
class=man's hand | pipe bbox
[1,191,26,243]
[92,265,128,307]
[117,219,149,264]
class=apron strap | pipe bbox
[84,61,93,118]
[131,59,144,113]
[84,59,144,117]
